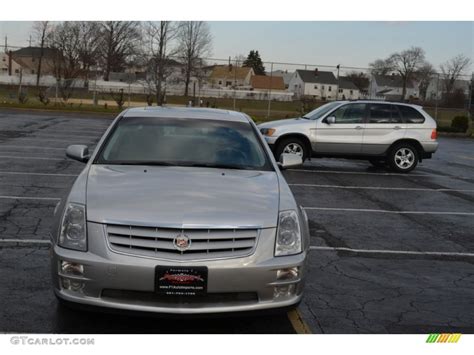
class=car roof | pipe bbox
[336,100,423,109]
[122,106,251,123]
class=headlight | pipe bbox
[260,128,276,136]
[59,203,87,251]
[275,210,302,256]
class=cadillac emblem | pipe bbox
[173,234,191,251]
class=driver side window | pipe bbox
[330,103,367,124]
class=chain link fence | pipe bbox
[0,53,472,129]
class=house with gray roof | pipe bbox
[288,69,338,100]
[369,74,418,101]
[338,76,360,100]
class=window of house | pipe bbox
[15,69,19,73]
[322,85,325,90]
[31,70,35,74]
[1,57,5,62]
[328,86,332,92]
[314,85,318,89]
[226,81,232,86]
[350,90,353,95]
[338,88,343,93]
[218,80,222,85]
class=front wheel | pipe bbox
[388,143,419,173]
[274,137,309,162]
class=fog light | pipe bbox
[274,284,296,298]
[60,261,84,276]
[277,267,299,281]
[60,277,84,292]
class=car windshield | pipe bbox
[303,102,342,120]
[96,116,272,171]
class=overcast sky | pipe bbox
[1,21,472,72]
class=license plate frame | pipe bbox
[155,266,208,296]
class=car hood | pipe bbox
[258,117,305,129]
[86,165,280,228]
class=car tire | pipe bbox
[275,137,309,162]
[368,159,386,168]
[388,143,419,173]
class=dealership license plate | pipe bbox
[155,266,208,296]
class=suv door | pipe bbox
[361,103,406,155]
[315,103,367,154]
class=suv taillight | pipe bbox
[431,129,437,140]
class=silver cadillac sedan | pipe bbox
[51,107,309,314]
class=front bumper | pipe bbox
[51,222,308,314]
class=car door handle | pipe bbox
[355,126,363,130]
[393,126,402,130]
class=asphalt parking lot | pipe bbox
[0,109,473,334]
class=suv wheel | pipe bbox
[388,143,419,173]
[275,137,308,162]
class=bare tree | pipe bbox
[414,62,435,101]
[48,22,84,102]
[32,21,52,87]
[176,21,212,97]
[98,21,142,81]
[77,22,101,86]
[369,58,394,76]
[143,21,178,105]
[389,46,426,100]
[440,54,471,97]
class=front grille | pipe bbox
[105,224,259,260]
[101,289,258,307]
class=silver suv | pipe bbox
[51,107,309,314]
[258,101,439,173]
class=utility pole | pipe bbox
[266,62,274,119]
[4,36,7,52]
[435,73,439,122]
[28,35,32,47]
[233,59,237,111]
[336,64,340,100]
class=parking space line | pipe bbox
[288,168,432,177]
[0,171,77,177]
[287,309,312,334]
[0,145,65,150]
[0,195,60,201]
[290,183,474,193]
[0,239,51,245]
[310,245,474,257]
[0,155,65,161]
[303,207,474,216]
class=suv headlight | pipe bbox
[275,210,302,256]
[59,203,87,251]
[260,128,276,136]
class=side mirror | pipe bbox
[324,116,336,125]
[66,145,90,163]
[278,153,303,170]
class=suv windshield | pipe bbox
[303,102,342,120]
[96,117,272,171]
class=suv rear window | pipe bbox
[397,105,425,123]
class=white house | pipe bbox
[289,69,338,100]
[425,77,471,101]
[369,74,418,101]
[0,52,22,75]
[268,70,294,89]
[338,76,360,100]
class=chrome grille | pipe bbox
[105,224,259,260]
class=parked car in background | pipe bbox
[258,101,438,173]
[51,107,309,314]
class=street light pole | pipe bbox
[336,64,340,101]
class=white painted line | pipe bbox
[0,145,65,150]
[459,155,474,161]
[0,195,60,201]
[310,245,474,258]
[0,155,64,161]
[288,168,432,177]
[303,207,474,216]
[290,183,474,193]
[0,239,51,245]
[0,171,77,177]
